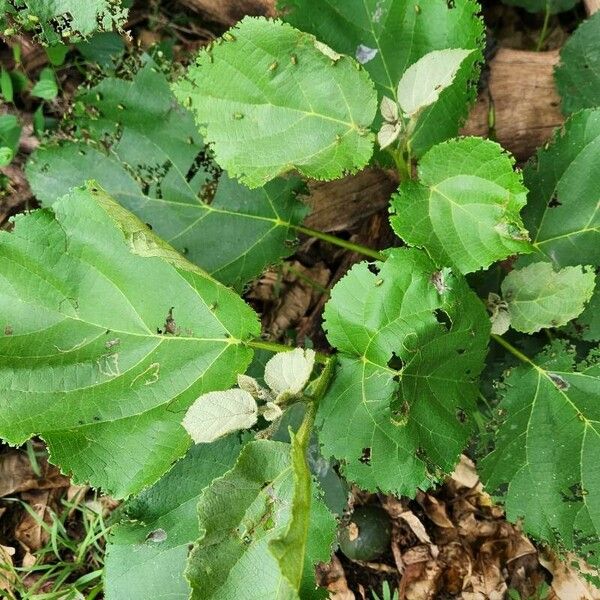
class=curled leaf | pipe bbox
[264,348,316,402]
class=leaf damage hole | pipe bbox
[359,447,371,465]
[548,196,562,208]
[434,308,452,331]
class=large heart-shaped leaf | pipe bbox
[279,0,484,156]
[482,341,600,567]
[173,17,377,188]
[0,184,260,498]
[318,248,490,495]
[390,138,531,274]
[520,109,600,268]
[27,61,308,290]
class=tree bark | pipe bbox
[177,0,275,25]
[461,48,563,160]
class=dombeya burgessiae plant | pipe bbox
[2,2,599,597]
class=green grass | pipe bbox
[0,492,110,599]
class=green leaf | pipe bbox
[104,435,245,600]
[501,262,596,333]
[481,341,600,567]
[279,0,484,156]
[26,61,309,290]
[173,17,377,188]
[396,49,474,117]
[520,109,600,268]
[0,115,21,164]
[573,281,600,341]
[555,12,600,115]
[0,183,260,498]
[30,66,58,100]
[390,137,532,274]
[318,248,490,495]
[269,406,314,593]
[183,389,258,443]
[0,68,14,103]
[186,439,336,599]
[2,0,129,45]
[500,0,579,14]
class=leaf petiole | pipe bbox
[292,224,386,261]
[491,333,536,368]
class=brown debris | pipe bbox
[0,450,70,498]
[248,260,331,339]
[321,456,595,600]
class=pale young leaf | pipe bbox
[182,390,258,444]
[378,122,402,149]
[237,374,264,398]
[380,96,399,123]
[263,402,284,422]
[264,348,316,402]
[397,49,474,117]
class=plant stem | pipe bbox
[536,6,551,51]
[247,338,330,363]
[491,334,535,368]
[293,224,386,261]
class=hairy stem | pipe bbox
[293,224,386,261]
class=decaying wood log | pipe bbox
[177,0,275,25]
[585,0,600,15]
[461,48,563,160]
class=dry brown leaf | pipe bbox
[14,489,59,553]
[417,492,454,529]
[0,545,16,596]
[451,455,480,490]
[0,450,69,497]
[540,551,600,600]
[399,511,434,546]
[316,556,355,600]
[249,261,330,337]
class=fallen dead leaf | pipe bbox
[316,556,355,600]
[14,489,59,553]
[0,544,16,596]
[249,261,330,338]
[0,450,69,497]
[540,551,600,600]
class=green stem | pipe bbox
[246,338,330,363]
[308,354,337,403]
[293,224,386,261]
[491,334,535,367]
[536,6,551,51]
